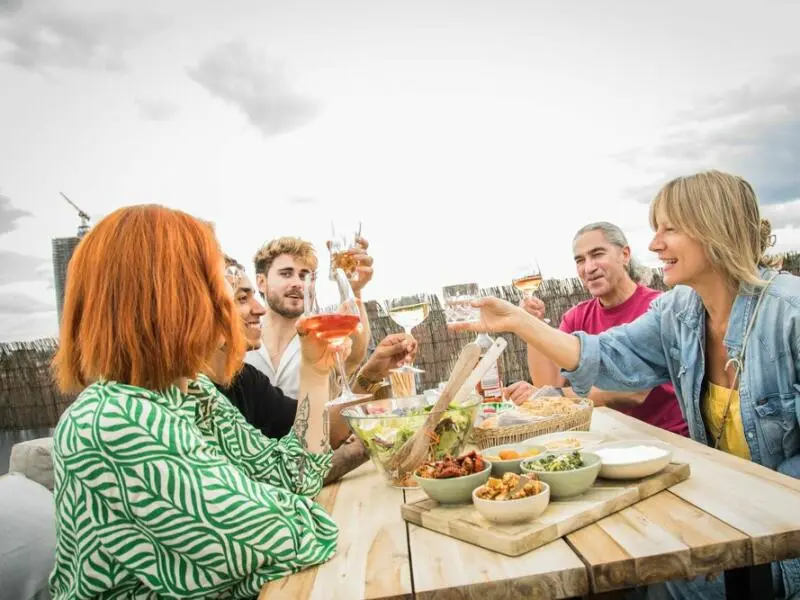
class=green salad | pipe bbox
[524,451,584,472]
[348,400,479,485]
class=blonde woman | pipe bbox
[450,170,800,599]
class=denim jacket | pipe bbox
[563,267,800,597]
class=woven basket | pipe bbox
[472,399,594,450]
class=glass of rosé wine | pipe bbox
[301,268,369,406]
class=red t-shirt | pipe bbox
[560,285,689,436]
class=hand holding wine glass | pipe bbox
[347,237,374,294]
[300,268,369,406]
[295,323,353,375]
[519,295,546,320]
[359,333,419,381]
[445,296,525,335]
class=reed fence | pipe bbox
[1,253,798,430]
[0,339,76,430]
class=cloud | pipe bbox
[0,291,55,314]
[0,0,24,16]
[620,57,800,208]
[137,98,179,121]
[0,250,50,285]
[188,41,318,138]
[0,193,31,234]
[0,1,166,72]
[762,200,800,230]
[0,312,58,342]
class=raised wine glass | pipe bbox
[385,294,430,375]
[512,260,550,324]
[302,268,370,406]
[328,220,362,281]
[441,282,481,325]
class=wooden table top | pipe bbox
[261,407,800,599]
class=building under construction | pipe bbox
[51,193,91,326]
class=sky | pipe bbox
[0,0,799,341]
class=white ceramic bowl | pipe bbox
[592,440,673,480]
[472,481,550,525]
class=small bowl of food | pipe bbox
[592,440,673,480]
[472,473,550,525]
[521,451,601,498]
[414,451,492,504]
[481,443,547,477]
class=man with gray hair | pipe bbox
[506,221,688,436]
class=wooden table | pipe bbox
[261,408,800,599]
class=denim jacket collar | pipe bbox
[724,291,753,359]
[674,291,703,330]
[673,268,778,360]
[726,268,780,356]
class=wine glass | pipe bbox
[441,282,481,324]
[512,260,550,324]
[328,220,362,281]
[385,294,430,375]
[302,268,370,406]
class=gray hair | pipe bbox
[572,221,652,286]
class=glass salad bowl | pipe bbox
[341,393,482,489]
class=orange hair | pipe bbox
[54,204,245,393]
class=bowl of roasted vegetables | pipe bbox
[413,451,492,504]
[472,472,550,524]
[342,393,481,488]
[520,451,601,498]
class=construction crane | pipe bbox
[59,192,91,237]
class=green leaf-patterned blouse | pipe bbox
[49,374,338,599]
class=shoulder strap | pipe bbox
[714,272,779,450]
[724,272,780,376]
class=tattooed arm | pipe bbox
[292,362,332,454]
[323,438,370,485]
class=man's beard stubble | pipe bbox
[266,290,304,319]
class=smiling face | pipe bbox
[225,264,267,350]
[648,207,715,287]
[573,229,631,299]
[233,274,267,349]
[256,253,312,319]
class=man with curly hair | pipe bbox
[247,236,384,398]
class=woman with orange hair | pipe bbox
[50,204,343,599]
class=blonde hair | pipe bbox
[649,170,778,288]
[253,236,318,276]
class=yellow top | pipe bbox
[702,381,751,460]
